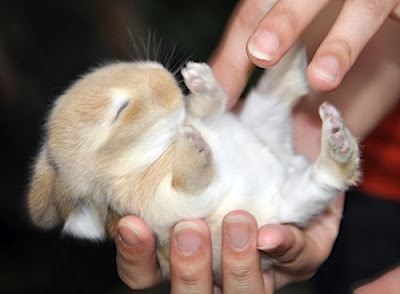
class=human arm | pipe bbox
[354,266,400,294]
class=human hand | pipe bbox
[115,1,351,291]
[115,215,214,292]
[210,0,400,107]
[116,194,343,293]
[257,195,344,290]
[215,199,344,293]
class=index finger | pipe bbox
[209,0,271,109]
[246,0,329,67]
[115,216,161,290]
[307,0,399,91]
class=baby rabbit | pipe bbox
[27,44,360,284]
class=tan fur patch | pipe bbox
[106,208,121,238]
[134,143,176,213]
[27,147,60,229]
[149,70,182,109]
[120,97,145,127]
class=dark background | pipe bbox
[2,1,398,293]
[0,1,236,293]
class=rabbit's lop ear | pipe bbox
[27,146,107,240]
[27,146,61,230]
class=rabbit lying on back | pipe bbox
[27,44,360,284]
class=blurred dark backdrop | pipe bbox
[0,1,236,293]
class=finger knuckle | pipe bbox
[328,37,354,66]
[392,4,400,21]
[277,249,302,264]
[274,6,301,35]
[236,2,262,31]
[116,255,159,290]
[337,38,353,63]
[117,266,159,290]
[117,270,143,290]
[362,0,388,18]
[227,264,255,281]
[116,246,139,266]
[175,266,204,286]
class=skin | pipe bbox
[354,266,400,294]
[116,0,400,292]
[210,0,400,109]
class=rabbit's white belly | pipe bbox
[193,113,285,225]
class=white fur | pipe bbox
[117,107,185,173]
[63,205,106,240]
[109,88,130,115]
[28,45,359,283]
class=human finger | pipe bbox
[259,195,344,289]
[115,215,161,290]
[209,0,270,109]
[221,210,267,294]
[391,3,400,20]
[307,0,399,91]
[169,219,213,294]
[247,0,329,66]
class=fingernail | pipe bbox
[265,1,277,12]
[311,55,340,82]
[257,243,278,251]
[225,215,251,250]
[248,31,280,61]
[117,220,142,248]
[174,221,203,256]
